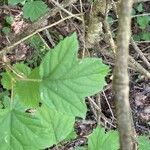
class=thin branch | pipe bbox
[51,0,83,21]
[44,29,55,47]
[0,15,76,56]
[102,91,115,120]
[1,0,77,55]
[88,96,116,128]
[129,56,150,78]
[113,0,134,149]
[130,37,150,69]
[132,13,150,18]
[110,13,150,24]
[103,20,150,79]
[37,33,50,49]
[134,0,150,3]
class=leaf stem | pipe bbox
[10,79,14,109]
[16,78,42,82]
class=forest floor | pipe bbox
[0,0,150,149]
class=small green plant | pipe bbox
[76,126,150,150]
[133,3,150,41]
[26,35,49,67]
[8,0,48,21]
[88,127,119,150]
[2,16,14,35]
[0,33,109,149]
[2,26,11,35]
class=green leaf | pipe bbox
[1,72,12,90]
[138,136,150,150]
[6,16,14,25]
[23,1,48,21]
[0,102,51,149]
[0,91,9,108]
[28,35,46,51]
[38,104,75,147]
[2,27,10,35]
[8,0,24,5]
[137,3,143,12]
[141,32,150,41]
[88,127,119,150]
[132,8,136,15]
[40,33,109,117]
[137,16,150,29]
[1,64,41,107]
[65,129,77,141]
[133,34,142,41]
[15,67,41,107]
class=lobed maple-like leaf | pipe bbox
[40,33,109,117]
[1,64,40,107]
[88,126,119,150]
[0,33,109,149]
[0,104,50,149]
[38,104,75,146]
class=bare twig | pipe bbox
[103,20,150,79]
[37,33,50,49]
[44,29,55,47]
[134,0,150,3]
[102,91,115,120]
[130,37,150,69]
[132,13,150,18]
[0,15,77,56]
[50,0,83,21]
[0,0,77,56]
[129,56,150,78]
[88,97,116,128]
[79,0,86,58]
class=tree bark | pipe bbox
[112,0,135,149]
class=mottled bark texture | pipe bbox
[85,0,108,48]
[112,0,135,150]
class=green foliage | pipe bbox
[2,27,10,35]
[0,33,109,149]
[138,136,150,150]
[2,64,40,107]
[141,33,150,41]
[134,15,150,41]
[133,3,150,41]
[88,126,119,150]
[39,33,109,117]
[23,1,48,21]
[8,0,48,21]
[5,16,14,25]
[8,0,24,5]
[0,97,50,150]
[38,104,75,146]
[85,126,150,150]
[2,16,14,35]
[137,16,150,30]
[137,3,144,13]
[27,35,49,66]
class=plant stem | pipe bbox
[113,0,135,149]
